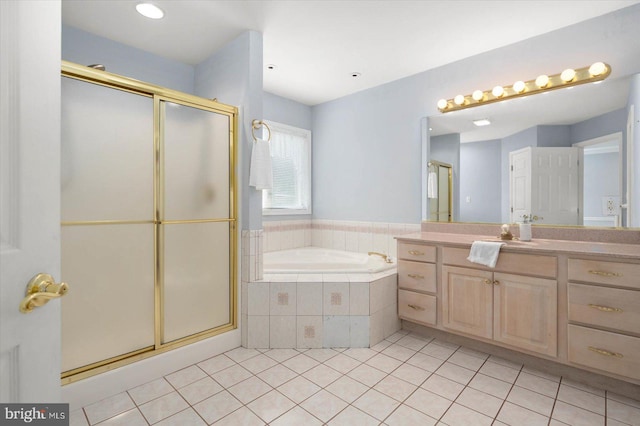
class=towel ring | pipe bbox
[251,119,271,142]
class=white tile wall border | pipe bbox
[263,219,421,256]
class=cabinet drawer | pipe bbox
[398,289,436,325]
[568,324,640,380]
[568,283,640,335]
[442,247,556,278]
[398,242,436,263]
[398,260,436,293]
[568,259,640,290]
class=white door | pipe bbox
[509,147,531,223]
[0,0,62,403]
[532,147,580,225]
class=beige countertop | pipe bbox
[397,232,640,260]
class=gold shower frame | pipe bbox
[60,61,238,384]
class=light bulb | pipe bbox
[492,86,504,97]
[437,99,448,110]
[472,90,484,101]
[513,81,526,93]
[535,74,550,88]
[561,68,576,82]
[589,61,607,76]
[136,3,164,19]
[454,95,465,105]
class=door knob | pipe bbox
[19,273,69,313]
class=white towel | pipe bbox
[249,138,273,190]
[427,171,438,198]
[467,241,505,268]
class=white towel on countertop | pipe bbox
[249,138,273,190]
[467,241,505,268]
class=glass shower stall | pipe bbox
[59,62,237,383]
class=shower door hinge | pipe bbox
[511,207,513,213]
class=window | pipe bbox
[262,121,312,215]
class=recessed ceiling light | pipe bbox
[351,72,361,78]
[136,3,164,19]
[473,118,491,127]
[266,64,276,70]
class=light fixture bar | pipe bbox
[437,62,611,113]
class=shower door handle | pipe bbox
[19,273,69,313]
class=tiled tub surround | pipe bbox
[241,229,264,282]
[263,219,421,257]
[241,270,401,349]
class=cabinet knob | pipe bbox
[483,278,492,285]
[408,250,425,256]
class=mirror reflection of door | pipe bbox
[427,161,453,222]
[509,147,581,225]
[573,132,623,227]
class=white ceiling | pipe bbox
[61,0,640,106]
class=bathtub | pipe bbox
[263,247,396,274]
[244,247,400,349]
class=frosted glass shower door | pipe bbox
[61,77,155,373]
[161,102,232,343]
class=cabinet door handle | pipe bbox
[407,304,425,311]
[408,273,424,279]
[588,346,623,358]
[493,280,500,285]
[483,278,492,285]
[588,270,623,278]
[588,304,623,313]
[408,250,425,256]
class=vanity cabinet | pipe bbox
[442,264,557,357]
[567,258,640,380]
[396,232,640,386]
[397,242,437,326]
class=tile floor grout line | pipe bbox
[76,331,639,426]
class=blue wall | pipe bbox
[629,74,640,227]
[460,140,502,223]
[62,26,195,94]
[264,92,312,130]
[583,152,620,218]
[310,5,640,224]
[195,31,264,230]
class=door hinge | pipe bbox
[511,207,513,213]
[510,165,513,171]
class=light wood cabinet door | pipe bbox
[493,272,557,357]
[442,266,493,339]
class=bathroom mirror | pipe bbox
[424,73,639,229]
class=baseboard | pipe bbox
[62,330,241,411]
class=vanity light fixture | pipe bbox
[437,61,611,113]
[136,2,164,19]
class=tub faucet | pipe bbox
[368,251,393,263]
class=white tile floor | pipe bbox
[70,330,640,426]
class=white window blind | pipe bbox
[262,121,311,215]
